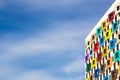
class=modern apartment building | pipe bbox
[85,0,120,80]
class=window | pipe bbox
[104,29,112,40]
[116,52,119,58]
[101,64,105,73]
[109,39,116,50]
[111,41,114,46]
[114,23,117,28]
[102,20,107,31]
[118,34,120,39]
[97,52,102,62]
[92,58,96,68]
[93,60,95,64]
[92,35,94,40]
[107,60,110,65]
[106,57,113,69]
[106,32,109,37]
[90,50,92,54]
[104,76,109,80]
[114,50,120,62]
[117,6,119,11]
[104,49,107,54]
[90,76,92,80]
[103,23,106,27]
[94,69,100,78]
[108,11,114,22]
[94,42,99,52]
[101,65,104,71]
[119,12,120,16]
[88,41,89,45]
[111,69,118,80]
[112,21,118,32]
[100,37,104,46]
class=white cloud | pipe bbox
[8,70,57,80]
[0,65,83,80]
[0,66,57,80]
[62,57,85,74]
[0,19,92,80]
[1,20,91,56]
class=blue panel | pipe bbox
[94,69,100,78]
[109,39,116,50]
[100,36,104,46]
[104,75,109,80]
[112,21,118,32]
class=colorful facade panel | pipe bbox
[85,0,120,80]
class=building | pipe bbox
[85,0,120,80]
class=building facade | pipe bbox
[85,0,120,80]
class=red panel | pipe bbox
[97,52,102,62]
[108,11,115,22]
[94,42,99,52]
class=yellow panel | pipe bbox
[91,58,97,68]
[102,47,108,57]
[104,29,112,41]
[85,78,89,80]
[86,39,92,49]
[119,65,120,75]
[101,20,107,31]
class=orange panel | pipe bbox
[106,57,113,69]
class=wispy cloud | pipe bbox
[62,58,85,74]
[0,0,115,80]
[0,19,88,80]
[1,19,92,56]
[0,65,83,80]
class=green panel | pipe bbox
[86,63,91,72]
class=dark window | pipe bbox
[98,54,101,59]
[101,38,103,43]
[119,12,120,16]
[90,50,92,55]
[107,60,110,65]
[118,34,120,39]
[90,76,92,80]
[106,32,109,37]
[116,52,119,58]
[110,14,113,20]
[114,23,117,29]
[92,35,94,40]
[113,72,116,77]
[88,41,89,45]
[101,65,104,71]
[98,29,100,33]
[111,41,114,46]
[104,49,107,54]
[103,23,106,27]
[117,44,119,50]
[117,6,120,11]
[93,60,95,64]
[105,77,108,80]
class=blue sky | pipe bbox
[0,0,114,80]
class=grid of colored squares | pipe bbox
[85,3,120,80]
